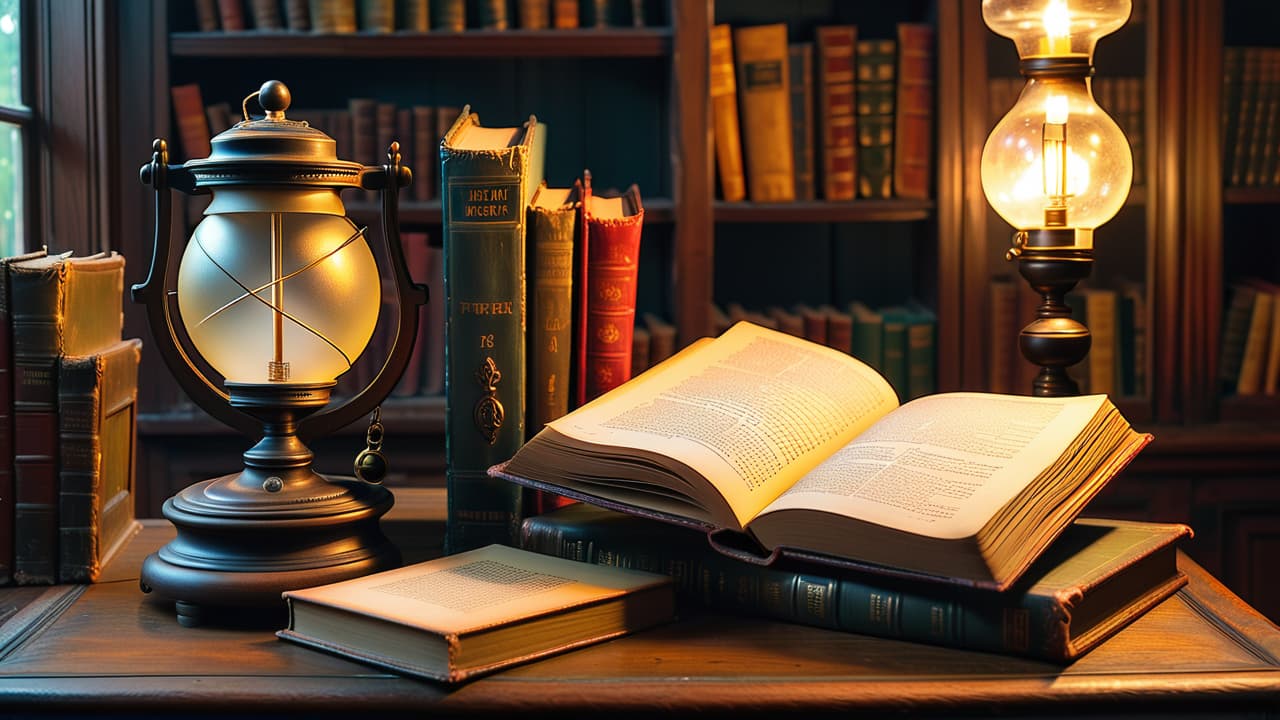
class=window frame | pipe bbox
[0,0,37,255]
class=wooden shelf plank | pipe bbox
[170,29,672,58]
[1224,186,1280,205]
[714,199,935,223]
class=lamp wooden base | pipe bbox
[139,382,401,627]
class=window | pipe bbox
[0,0,25,256]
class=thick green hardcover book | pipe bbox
[57,338,142,583]
[848,300,883,373]
[441,107,546,552]
[904,302,935,400]
[878,305,909,401]
[855,38,895,199]
[521,503,1190,662]
[526,181,583,434]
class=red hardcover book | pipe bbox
[170,84,213,161]
[581,183,644,402]
[816,26,857,201]
[893,23,935,200]
[217,0,246,30]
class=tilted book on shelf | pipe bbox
[521,503,1190,663]
[57,337,143,583]
[581,182,644,403]
[440,107,546,552]
[278,543,675,683]
[491,321,1152,592]
[10,251,125,585]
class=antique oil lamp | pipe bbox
[134,80,426,625]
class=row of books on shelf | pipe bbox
[0,249,141,587]
[711,22,934,204]
[172,83,449,203]
[1220,278,1280,397]
[193,0,650,34]
[1223,46,1280,189]
[987,278,1147,399]
[709,300,935,404]
[986,75,1146,188]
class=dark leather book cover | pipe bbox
[217,0,246,30]
[434,0,465,31]
[477,0,508,29]
[816,25,857,201]
[788,42,816,202]
[440,107,544,552]
[170,84,213,162]
[359,0,395,32]
[582,185,644,401]
[856,38,895,199]
[284,0,311,30]
[526,182,583,433]
[10,252,124,585]
[0,249,48,586]
[521,503,1190,662]
[893,23,935,200]
[411,106,436,202]
[195,0,220,31]
[250,0,283,28]
[57,338,142,583]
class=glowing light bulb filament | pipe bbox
[1042,94,1070,226]
[268,212,290,382]
[1041,0,1072,55]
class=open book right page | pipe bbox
[547,322,899,529]
[753,393,1116,540]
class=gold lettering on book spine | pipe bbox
[473,356,504,445]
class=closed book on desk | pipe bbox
[521,503,1189,662]
[11,252,124,585]
[278,543,675,683]
[581,184,644,402]
[441,108,545,552]
[57,338,142,583]
[492,321,1152,592]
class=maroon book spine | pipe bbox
[582,189,645,402]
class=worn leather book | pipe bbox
[195,0,220,31]
[217,0,246,30]
[552,0,578,28]
[250,0,283,29]
[411,106,435,201]
[581,184,644,402]
[517,0,550,29]
[816,25,857,201]
[643,312,677,365]
[788,42,816,201]
[478,0,508,29]
[440,107,545,552]
[893,23,934,200]
[848,300,883,374]
[169,84,212,161]
[359,0,395,32]
[57,338,142,583]
[521,503,1190,663]
[0,248,47,585]
[856,38,895,199]
[11,252,124,585]
[709,25,745,203]
[492,321,1152,592]
[527,181,584,433]
[403,0,428,30]
[284,0,310,30]
[434,0,465,31]
[278,544,675,683]
[734,24,795,203]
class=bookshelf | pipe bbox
[107,0,1280,621]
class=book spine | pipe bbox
[527,205,577,431]
[170,84,213,161]
[880,309,907,401]
[583,206,644,401]
[856,39,895,199]
[1085,289,1119,398]
[217,0,247,30]
[517,0,550,29]
[333,0,358,31]
[360,0,395,31]
[441,120,532,552]
[893,23,934,200]
[734,24,795,203]
[434,0,465,30]
[250,0,284,28]
[285,0,311,30]
[816,26,857,201]
[1230,47,1261,187]
[403,0,429,30]
[630,325,650,377]
[709,25,746,203]
[478,0,508,30]
[1236,290,1272,396]
[788,43,815,202]
[905,309,935,400]
[308,0,335,31]
[411,106,436,202]
[551,0,577,28]
[11,264,64,585]
[1219,284,1257,392]
[521,516,1073,661]
[57,340,141,583]
[195,0,221,31]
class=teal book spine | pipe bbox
[879,306,909,401]
[520,504,1189,662]
[905,303,935,400]
[441,108,545,552]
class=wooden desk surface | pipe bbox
[1,519,1278,717]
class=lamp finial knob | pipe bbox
[258,80,291,114]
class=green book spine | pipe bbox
[879,306,908,401]
[904,304,935,400]
[521,504,1189,662]
[441,109,543,552]
[848,301,883,373]
[856,38,895,199]
[526,196,578,433]
[57,338,141,583]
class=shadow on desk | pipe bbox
[0,490,1277,718]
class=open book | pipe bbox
[492,321,1152,591]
